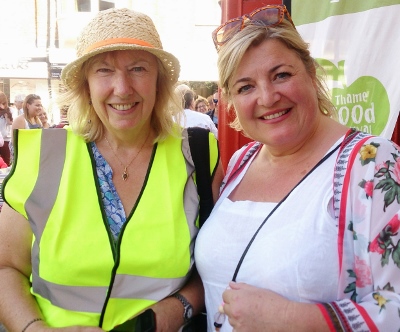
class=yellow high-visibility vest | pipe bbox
[3,128,219,329]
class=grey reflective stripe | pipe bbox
[110,273,186,299]
[33,270,187,312]
[181,129,199,260]
[25,129,67,296]
[25,129,67,243]
[32,269,106,313]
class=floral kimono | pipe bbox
[316,129,400,331]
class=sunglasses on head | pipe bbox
[212,4,295,51]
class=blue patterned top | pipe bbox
[91,142,125,241]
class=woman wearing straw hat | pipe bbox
[0,8,223,332]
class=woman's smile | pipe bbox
[109,103,139,111]
[260,108,290,120]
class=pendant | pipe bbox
[213,311,226,331]
[122,169,129,181]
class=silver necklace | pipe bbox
[104,132,150,181]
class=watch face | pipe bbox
[186,307,193,319]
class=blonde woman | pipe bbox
[12,94,43,130]
[196,4,400,331]
[195,97,209,114]
[0,8,223,332]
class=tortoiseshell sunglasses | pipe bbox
[212,5,295,51]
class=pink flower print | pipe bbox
[393,159,400,183]
[355,256,372,288]
[364,180,374,198]
[375,161,389,172]
[369,236,385,254]
[387,214,400,234]
[369,214,399,255]
[358,179,374,198]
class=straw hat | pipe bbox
[61,8,180,89]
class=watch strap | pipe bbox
[173,293,193,323]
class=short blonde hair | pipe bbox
[58,51,182,143]
[195,97,209,111]
[217,20,336,132]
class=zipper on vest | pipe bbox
[97,145,157,327]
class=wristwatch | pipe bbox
[173,293,194,323]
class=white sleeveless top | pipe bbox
[195,139,342,331]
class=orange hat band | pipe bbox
[83,38,155,55]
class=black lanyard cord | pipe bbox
[231,142,342,282]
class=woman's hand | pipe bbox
[222,282,292,331]
[222,281,329,332]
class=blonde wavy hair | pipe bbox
[217,20,336,132]
[57,52,182,143]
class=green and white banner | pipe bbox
[292,0,400,138]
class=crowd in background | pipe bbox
[176,83,219,128]
[1,82,217,168]
[0,84,215,169]
[0,91,70,168]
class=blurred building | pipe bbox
[0,0,221,121]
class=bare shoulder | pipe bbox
[11,115,26,130]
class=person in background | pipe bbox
[9,104,18,120]
[14,94,25,116]
[9,94,43,163]
[177,86,218,138]
[0,8,223,332]
[0,131,4,150]
[0,119,5,167]
[39,110,50,128]
[195,96,209,114]
[206,91,219,128]
[175,83,192,107]
[195,4,400,332]
[12,94,43,130]
[52,106,69,128]
[0,92,13,166]
[207,94,215,114]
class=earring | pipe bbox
[321,109,329,116]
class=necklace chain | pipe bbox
[104,132,150,181]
